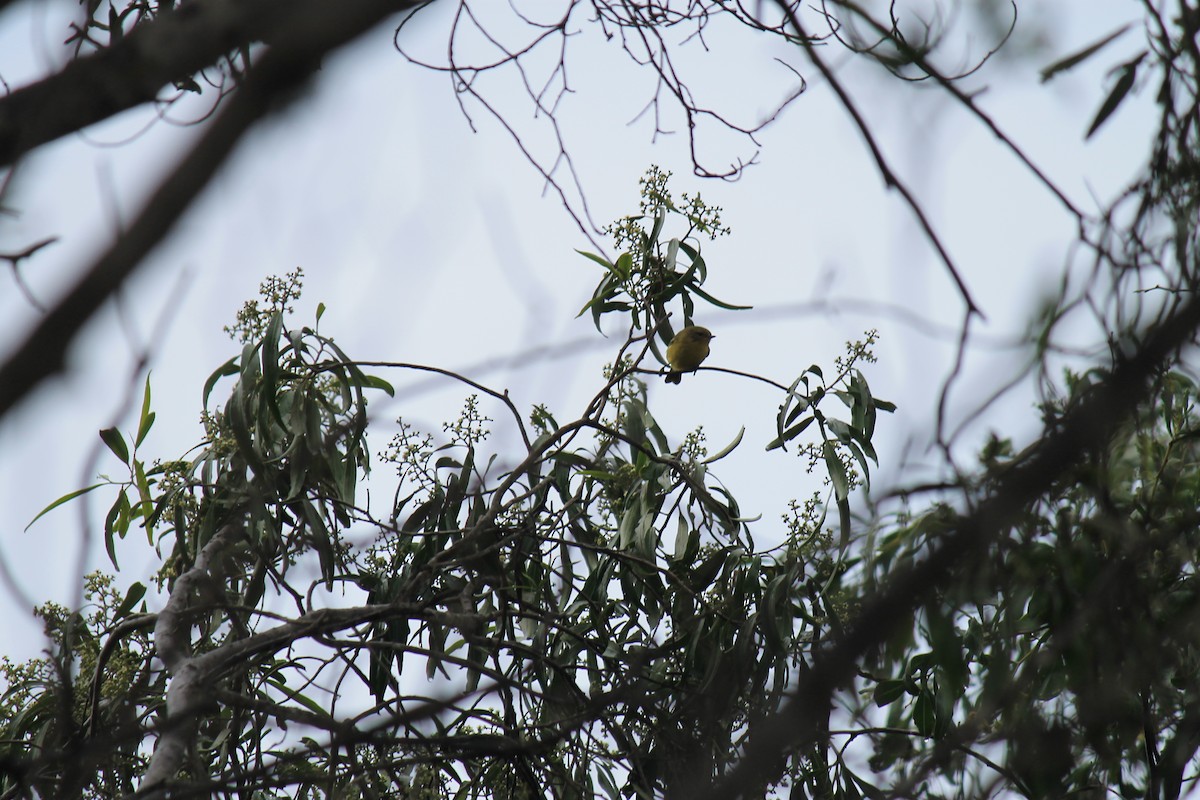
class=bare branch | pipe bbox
[0,0,414,168]
[0,0,421,423]
[772,0,983,317]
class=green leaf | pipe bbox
[690,549,727,590]
[784,393,811,428]
[25,483,107,531]
[873,679,907,708]
[617,503,640,549]
[135,374,155,446]
[596,764,620,800]
[301,498,336,586]
[203,357,240,408]
[114,582,147,620]
[908,651,937,675]
[703,426,744,463]
[614,252,634,281]
[1040,24,1131,83]
[863,394,878,441]
[826,417,854,444]
[844,439,873,492]
[929,607,969,693]
[850,371,873,428]
[103,490,130,568]
[261,312,285,424]
[622,400,648,450]
[665,238,680,271]
[575,249,616,272]
[835,495,851,551]
[823,441,849,502]
[676,239,699,260]
[638,402,670,454]
[226,373,265,475]
[1085,54,1144,140]
[672,516,697,563]
[135,412,156,450]
[846,772,887,800]
[825,441,852,548]
[363,374,395,396]
[687,281,754,311]
[99,427,130,464]
[266,674,333,718]
[649,208,666,243]
[766,417,815,452]
[635,509,658,559]
[841,771,862,800]
[133,459,153,519]
[577,271,631,331]
[402,494,443,533]
[678,249,706,282]
[913,689,936,737]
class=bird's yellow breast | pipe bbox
[667,326,714,373]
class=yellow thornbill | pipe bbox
[665,326,714,384]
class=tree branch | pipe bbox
[690,291,1200,799]
[0,0,421,423]
[0,0,398,168]
[142,522,244,790]
[772,0,982,317]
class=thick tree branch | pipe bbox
[142,522,243,790]
[141,522,418,791]
[0,0,420,423]
[690,293,1200,799]
[0,0,384,168]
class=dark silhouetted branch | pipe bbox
[689,292,1200,799]
[0,0,420,422]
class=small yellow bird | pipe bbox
[665,325,715,384]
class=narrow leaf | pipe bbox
[135,374,154,446]
[688,282,754,311]
[133,459,153,518]
[703,426,744,463]
[913,690,937,737]
[665,238,680,271]
[99,428,130,464]
[673,516,693,562]
[766,417,815,452]
[114,582,147,619]
[25,483,107,531]
[1085,54,1144,140]
[203,357,240,408]
[575,248,616,271]
[873,679,907,708]
[649,208,666,244]
[363,374,395,396]
[1040,24,1131,83]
